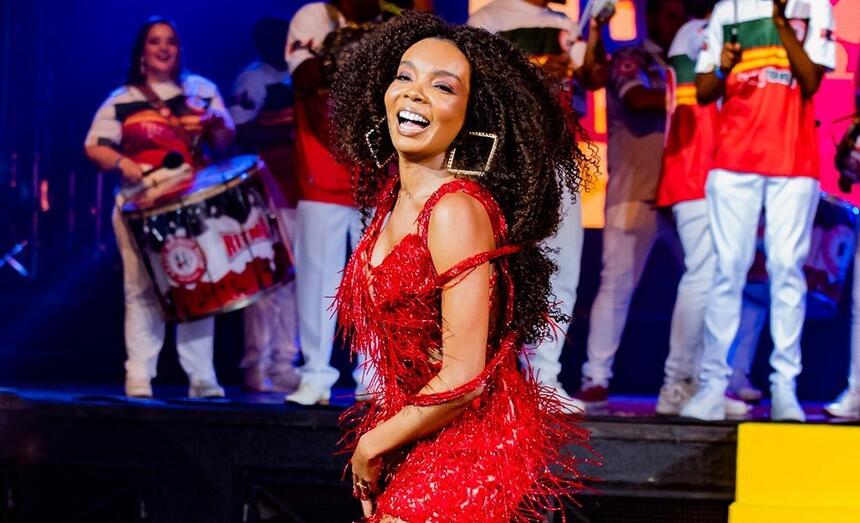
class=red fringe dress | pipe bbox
[336,176,591,522]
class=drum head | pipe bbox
[122,155,260,215]
[188,155,258,194]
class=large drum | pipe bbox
[746,192,858,319]
[122,155,293,322]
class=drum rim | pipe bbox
[122,159,263,218]
[163,274,293,323]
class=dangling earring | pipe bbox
[139,57,146,76]
[446,131,499,177]
[364,117,396,169]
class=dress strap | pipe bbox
[435,245,521,287]
[419,179,519,325]
[416,178,508,242]
[406,331,518,407]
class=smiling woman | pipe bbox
[329,11,598,523]
[82,16,235,400]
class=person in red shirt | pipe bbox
[284,0,382,405]
[681,0,835,422]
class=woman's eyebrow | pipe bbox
[399,60,461,83]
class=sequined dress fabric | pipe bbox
[337,177,589,522]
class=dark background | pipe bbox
[0,0,852,401]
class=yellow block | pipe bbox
[730,504,860,523]
[730,423,860,523]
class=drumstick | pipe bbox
[579,0,595,36]
[123,152,185,199]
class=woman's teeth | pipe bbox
[398,110,429,127]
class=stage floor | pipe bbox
[3,385,855,424]
[0,386,856,522]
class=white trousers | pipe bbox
[727,285,769,379]
[583,202,683,384]
[700,169,819,390]
[242,208,300,378]
[522,193,584,387]
[111,207,217,384]
[662,199,716,384]
[848,243,860,392]
[294,200,368,391]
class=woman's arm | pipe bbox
[85,145,143,183]
[351,192,496,490]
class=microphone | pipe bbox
[142,151,184,177]
[730,0,739,44]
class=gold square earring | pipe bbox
[364,117,396,169]
[446,131,499,177]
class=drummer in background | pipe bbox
[84,16,235,398]
[826,55,860,419]
[681,0,835,422]
[283,0,382,406]
[230,17,301,394]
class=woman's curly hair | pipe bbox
[330,11,599,344]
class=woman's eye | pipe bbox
[395,73,411,81]
[434,84,454,94]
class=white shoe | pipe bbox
[824,388,860,419]
[548,384,586,415]
[284,381,331,406]
[189,380,226,399]
[770,385,806,422]
[656,380,696,415]
[680,382,727,421]
[125,377,153,398]
[724,395,750,418]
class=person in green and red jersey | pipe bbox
[655,0,719,414]
[653,0,755,418]
[681,0,835,422]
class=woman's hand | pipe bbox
[351,434,383,515]
[199,108,227,130]
[178,113,204,135]
[117,157,144,184]
[179,109,225,134]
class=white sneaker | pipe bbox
[680,382,727,421]
[125,377,153,398]
[189,381,226,399]
[548,384,586,415]
[824,388,860,419]
[770,385,806,422]
[284,381,331,406]
[724,395,750,418]
[656,380,696,415]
